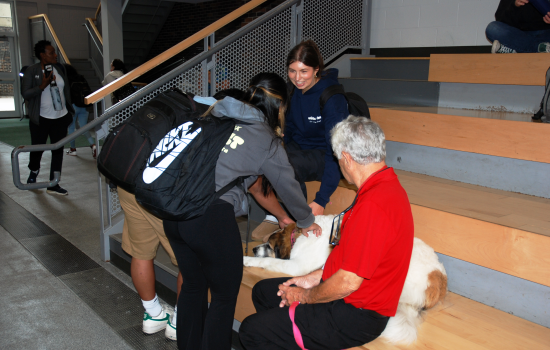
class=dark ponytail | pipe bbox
[242,72,288,196]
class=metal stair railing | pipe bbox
[13,0,371,261]
[84,17,103,80]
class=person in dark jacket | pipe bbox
[64,64,96,158]
[486,0,550,53]
[162,73,321,350]
[21,40,74,195]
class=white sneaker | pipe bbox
[165,313,177,340]
[491,40,516,54]
[142,308,170,334]
[66,148,77,156]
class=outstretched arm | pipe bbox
[248,177,294,229]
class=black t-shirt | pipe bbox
[496,0,550,31]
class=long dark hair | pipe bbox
[242,72,288,135]
[242,72,288,196]
[112,59,128,74]
[286,40,325,76]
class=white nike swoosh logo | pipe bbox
[142,122,201,184]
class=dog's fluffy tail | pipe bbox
[379,304,423,345]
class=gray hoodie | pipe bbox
[213,97,315,229]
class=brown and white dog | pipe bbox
[243,215,447,344]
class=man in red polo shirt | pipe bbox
[240,116,414,350]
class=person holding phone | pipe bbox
[486,0,550,53]
[21,40,74,195]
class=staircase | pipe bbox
[122,0,174,71]
[70,59,102,92]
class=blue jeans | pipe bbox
[68,104,94,148]
[486,21,550,53]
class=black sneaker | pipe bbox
[27,170,39,184]
[46,185,68,196]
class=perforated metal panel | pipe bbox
[302,0,364,62]
[108,63,203,129]
[214,6,293,93]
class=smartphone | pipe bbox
[44,64,53,79]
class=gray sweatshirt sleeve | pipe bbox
[21,66,43,100]
[259,142,315,229]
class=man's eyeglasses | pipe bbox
[329,194,358,246]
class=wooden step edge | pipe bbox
[351,57,430,60]
[428,53,548,86]
[413,204,550,288]
[369,108,550,164]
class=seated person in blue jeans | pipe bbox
[486,0,550,53]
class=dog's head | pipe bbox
[252,223,303,259]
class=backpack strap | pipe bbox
[214,177,244,199]
[319,84,347,112]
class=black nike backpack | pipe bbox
[97,90,208,193]
[133,113,241,221]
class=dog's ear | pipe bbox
[424,270,448,309]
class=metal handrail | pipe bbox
[85,18,103,46]
[84,0,268,105]
[28,14,71,65]
[12,111,108,190]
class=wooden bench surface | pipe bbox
[370,107,550,164]
[237,267,550,350]
[428,53,549,86]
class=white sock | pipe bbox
[142,294,162,317]
[31,170,39,174]
[171,306,177,326]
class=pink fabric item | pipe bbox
[289,301,307,350]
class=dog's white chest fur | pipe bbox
[243,215,334,276]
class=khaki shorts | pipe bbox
[118,188,178,266]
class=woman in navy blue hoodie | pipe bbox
[249,41,348,219]
[283,40,348,215]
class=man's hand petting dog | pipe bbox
[302,222,322,237]
[277,269,323,307]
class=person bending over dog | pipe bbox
[163,73,321,350]
[239,116,414,350]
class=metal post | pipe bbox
[361,0,372,56]
[296,0,303,44]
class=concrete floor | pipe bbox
[0,141,162,349]
[0,140,254,349]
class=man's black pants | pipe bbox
[28,114,71,181]
[239,278,389,350]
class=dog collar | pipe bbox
[291,229,297,249]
